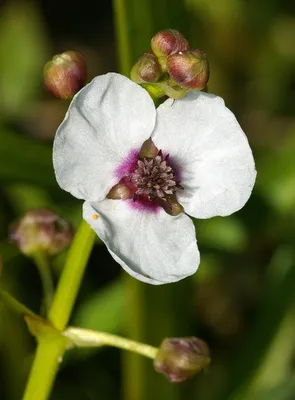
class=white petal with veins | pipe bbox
[152,91,256,218]
[53,73,156,202]
[83,200,200,285]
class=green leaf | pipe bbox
[224,246,295,399]
[195,216,247,252]
[68,280,124,361]
[0,1,49,116]
[73,279,124,334]
[240,378,295,400]
[257,125,295,214]
[0,129,56,187]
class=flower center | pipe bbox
[130,150,182,202]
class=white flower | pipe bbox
[53,73,256,285]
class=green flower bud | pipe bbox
[138,138,159,159]
[10,209,73,256]
[159,80,187,100]
[151,30,189,58]
[131,52,162,84]
[167,50,209,90]
[154,337,211,383]
[44,51,86,99]
[107,180,133,200]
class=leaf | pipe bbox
[74,279,124,334]
[194,216,247,252]
[257,125,295,214]
[237,378,295,400]
[224,246,295,399]
[0,1,49,117]
[0,129,56,187]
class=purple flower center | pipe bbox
[113,144,183,214]
[130,151,182,202]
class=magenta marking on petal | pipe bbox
[115,149,139,180]
[126,196,160,214]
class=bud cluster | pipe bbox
[130,29,209,99]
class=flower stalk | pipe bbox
[48,220,96,330]
[32,252,54,315]
[22,220,95,400]
[64,326,158,359]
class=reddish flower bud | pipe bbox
[10,209,73,256]
[154,337,210,383]
[44,51,86,99]
[151,29,189,58]
[130,52,162,84]
[167,50,209,90]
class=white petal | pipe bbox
[53,73,156,202]
[83,200,200,285]
[152,91,256,218]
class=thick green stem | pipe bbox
[22,220,96,400]
[33,252,55,315]
[122,276,146,400]
[48,219,96,330]
[22,337,68,400]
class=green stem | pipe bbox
[32,252,55,315]
[22,220,96,400]
[22,337,68,400]
[65,327,158,359]
[48,219,96,330]
[122,276,146,400]
[113,0,132,77]
[0,287,38,318]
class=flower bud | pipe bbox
[151,30,189,58]
[167,50,209,90]
[44,51,86,99]
[160,80,187,100]
[10,209,73,256]
[154,337,211,383]
[131,52,162,84]
[107,180,132,200]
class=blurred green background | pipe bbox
[1,0,295,399]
